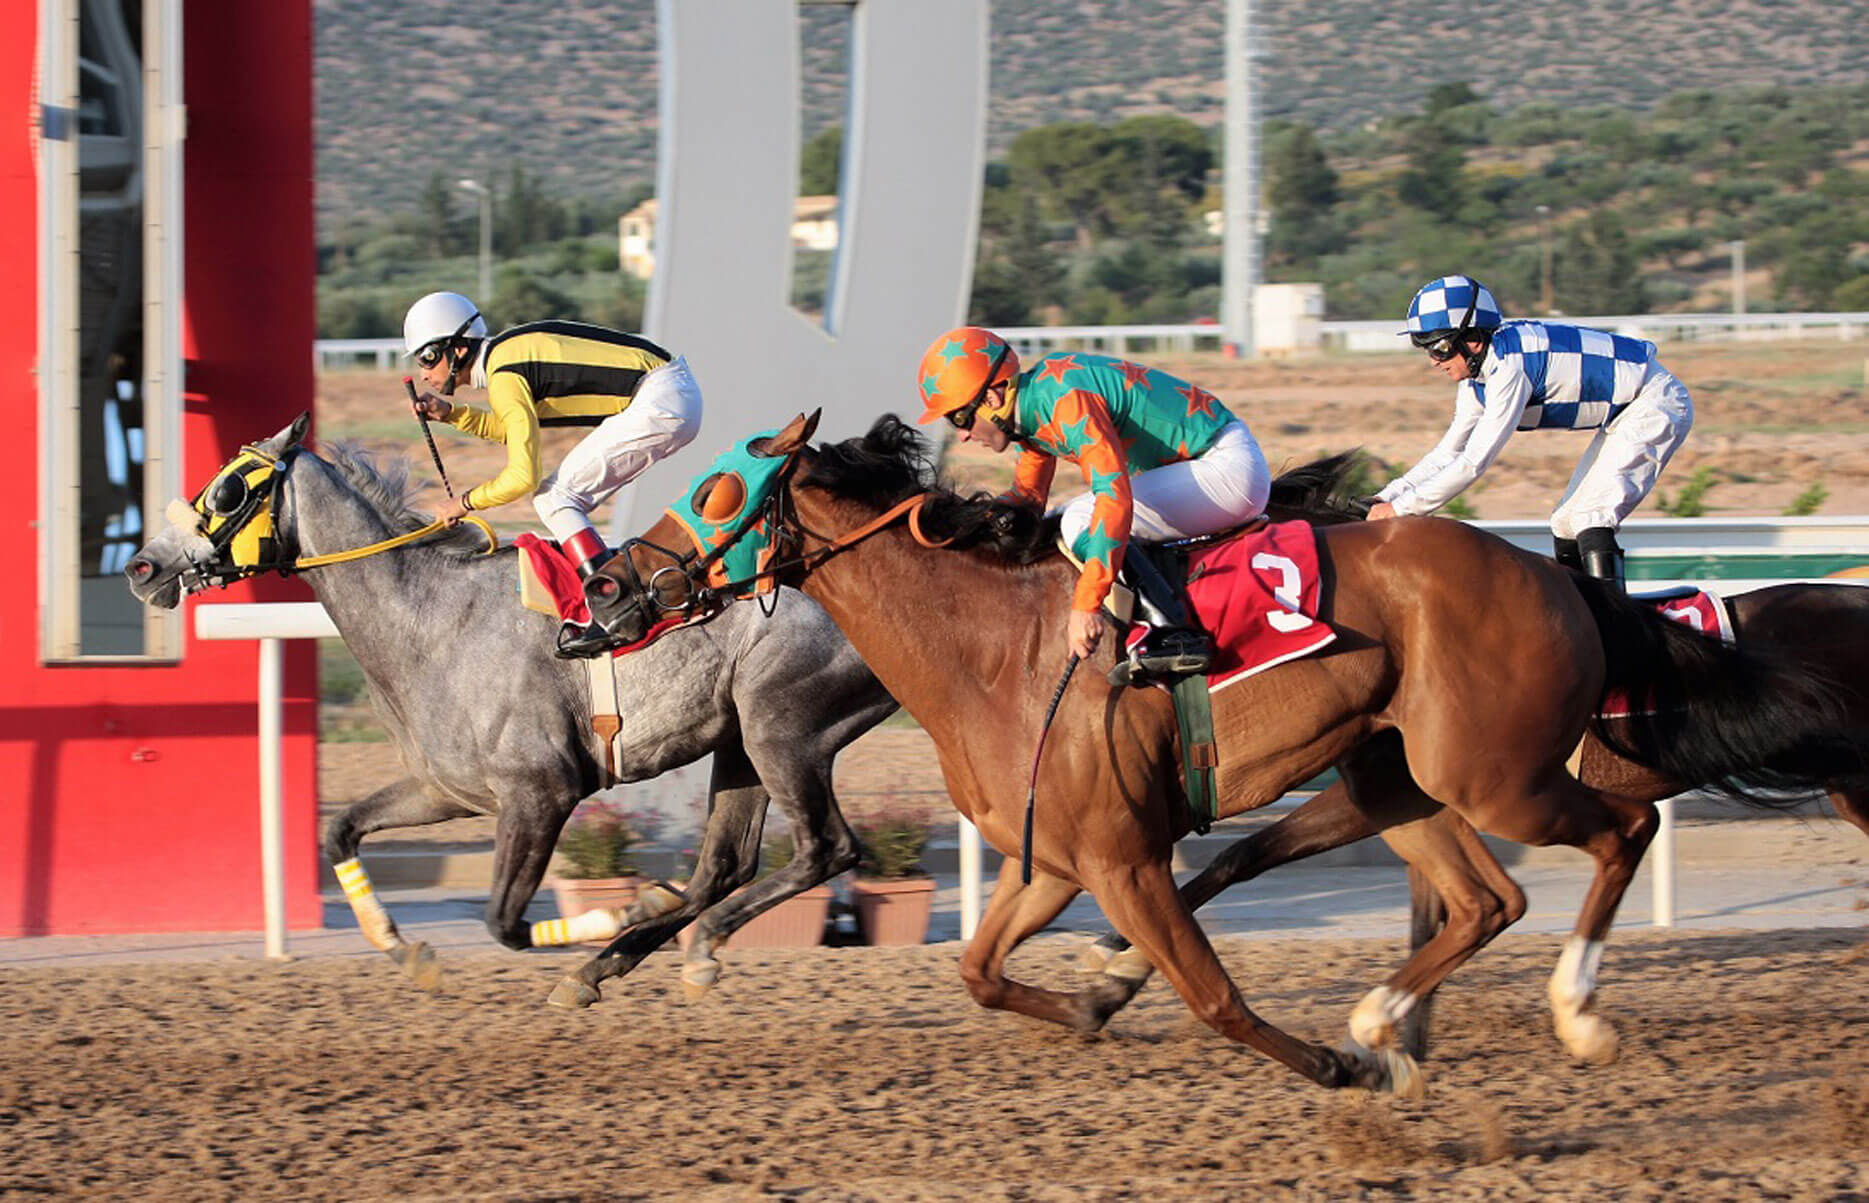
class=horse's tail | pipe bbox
[1575,574,1869,806]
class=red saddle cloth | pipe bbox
[513,534,694,656]
[1127,520,1338,692]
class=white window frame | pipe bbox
[38,0,185,663]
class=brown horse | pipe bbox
[586,413,1868,1094]
[1102,579,1869,1058]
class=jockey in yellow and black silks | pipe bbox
[403,291,704,657]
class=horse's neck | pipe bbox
[290,467,575,700]
[797,500,1063,746]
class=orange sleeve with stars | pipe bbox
[1004,447,1058,507]
[1050,390,1134,613]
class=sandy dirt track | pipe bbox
[5,929,1866,1200]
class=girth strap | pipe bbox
[1172,671,1219,835]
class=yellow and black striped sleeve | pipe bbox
[452,321,675,510]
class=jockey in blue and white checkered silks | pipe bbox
[1367,274,1695,589]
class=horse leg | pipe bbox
[1345,808,1525,1057]
[1425,767,1657,1065]
[959,859,1147,1032]
[548,749,769,1010]
[322,777,477,989]
[1085,853,1420,1094]
[1082,782,1386,972]
[1399,862,1449,1060]
[480,785,574,957]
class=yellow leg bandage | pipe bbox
[333,857,399,952]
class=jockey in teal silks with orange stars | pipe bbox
[917,326,1272,685]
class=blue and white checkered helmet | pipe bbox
[1404,275,1503,336]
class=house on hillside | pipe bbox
[619,195,840,278]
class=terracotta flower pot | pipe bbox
[852,876,935,946]
[550,876,644,944]
[676,884,833,950]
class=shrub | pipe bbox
[555,800,655,879]
[854,805,932,879]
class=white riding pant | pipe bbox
[1058,420,1270,554]
[534,356,703,545]
[1548,361,1694,539]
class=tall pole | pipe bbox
[1222,0,1258,360]
[1536,204,1553,314]
[1728,239,1746,317]
[458,178,493,302]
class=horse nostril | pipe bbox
[128,559,153,581]
[588,577,619,601]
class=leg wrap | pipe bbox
[531,907,625,947]
[333,858,400,952]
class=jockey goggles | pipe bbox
[944,343,1012,430]
[1409,329,1465,362]
[412,309,486,370]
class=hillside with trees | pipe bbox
[316,0,1869,229]
[321,77,1869,338]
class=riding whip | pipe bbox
[404,376,455,500]
[1021,653,1081,884]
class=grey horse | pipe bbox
[124,414,897,1007]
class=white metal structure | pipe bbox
[1220,0,1258,359]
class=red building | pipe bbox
[2,0,322,935]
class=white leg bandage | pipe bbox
[530,907,625,948]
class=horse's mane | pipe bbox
[806,415,1373,564]
[315,442,504,558]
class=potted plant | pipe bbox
[548,799,654,941]
[851,805,935,946]
[675,829,833,950]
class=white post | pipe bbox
[257,637,289,960]
[1221,0,1259,359]
[196,603,340,959]
[1651,796,1676,928]
[959,816,982,941]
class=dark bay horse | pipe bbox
[589,413,1867,1094]
[1105,579,1869,1058]
[124,415,897,1002]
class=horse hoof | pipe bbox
[1341,1041,1427,1098]
[1101,947,1153,984]
[680,959,721,1002]
[546,978,602,1010]
[1078,940,1115,973]
[397,941,442,992]
[1558,1013,1620,1065]
[1379,1049,1428,1099]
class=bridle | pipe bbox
[168,444,497,595]
[601,447,952,631]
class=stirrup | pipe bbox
[553,619,622,660]
[1107,630,1213,688]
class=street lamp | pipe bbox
[1535,204,1553,314]
[456,178,492,303]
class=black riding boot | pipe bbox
[1552,535,1583,572]
[554,529,622,660]
[1576,526,1626,593]
[1108,549,1213,687]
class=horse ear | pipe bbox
[260,412,311,455]
[767,410,821,456]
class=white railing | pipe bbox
[314,312,1869,372]
[205,518,1868,945]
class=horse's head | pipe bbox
[124,413,311,609]
[586,411,821,644]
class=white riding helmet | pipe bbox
[402,291,488,359]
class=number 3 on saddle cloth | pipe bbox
[1120,520,1340,693]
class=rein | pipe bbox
[291,515,499,570]
[687,491,950,603]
